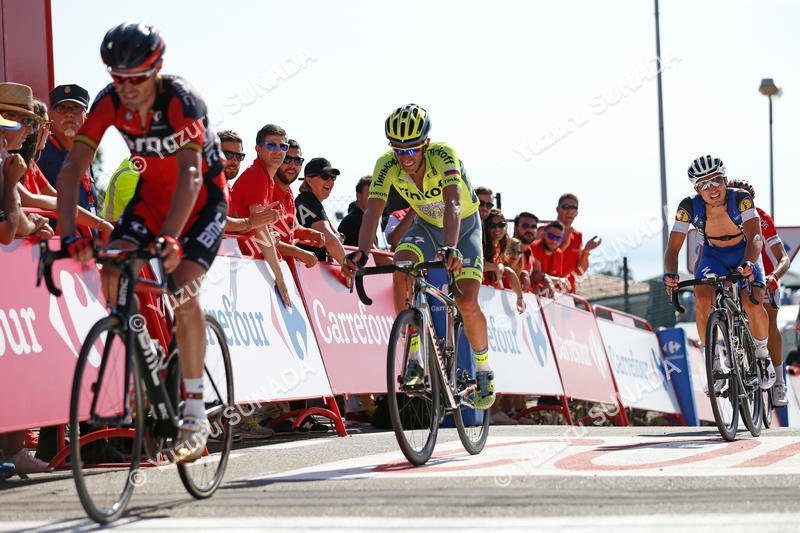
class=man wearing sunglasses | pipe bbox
[554,193,601,292]
[56,22,230,463]
[218,129,245,181]
[663,155,774,391]
[529,221,569,296]
[342,103,495,410]
[475,186,494,221]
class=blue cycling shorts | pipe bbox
[696,240,764,286]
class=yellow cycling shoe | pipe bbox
[474,371,496,410]
[172,416,210,464]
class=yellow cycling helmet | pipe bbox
[385,103,431,144]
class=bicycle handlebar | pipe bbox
[353,260,462,306]
[669,272,761,314]
[36,239,169,298]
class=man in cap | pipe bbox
[40,84,99,216]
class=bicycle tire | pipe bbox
[70,316,144,524]
[705,311,739,441]
[451,319,490,455]
[178,314,235,498]
[762,387,773,429]
[387,308,440,466]
[738,328,762,437]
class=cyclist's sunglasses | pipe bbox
[390,142,425,157]
[258,141,290,152]
[695,175,725,191]
[545,232,563,242]
[108,66,158,86]
[222,150,245,162]
[0,111,38,130]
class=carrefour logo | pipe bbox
[521,311,549,367]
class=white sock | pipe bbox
[775,364,785,385]
[184,378,205,420]
[754,337,769,359]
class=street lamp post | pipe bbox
[758,78,780,218]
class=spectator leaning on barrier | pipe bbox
[295,157,346,265]
[40,84,99,217]
[0,82,53,243]
[504,237,531,292]
[338,175,373,247]
[229,123,291,306]
[530,220,570,296]
[555,193,601,291]
[271,139,323,268]
[475,185,494,222]
[513,211,540,277]
[482,208,525,313]
[16,99,112,240]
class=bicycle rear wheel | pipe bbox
[387,308,440,466]
[762,387,773,429]
[451,319,490,455]
[738,329,762,437]
[70,316,144,524]
[178,314,235,498]
[705,312,739,441]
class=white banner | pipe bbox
[477,287,564,396]
[200,256,332,403]
[596,318,681,414]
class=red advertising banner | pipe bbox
[539,295,619,405]
[291,258,396,395]
[0,239,109,432]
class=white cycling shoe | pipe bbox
[771,383,788,407]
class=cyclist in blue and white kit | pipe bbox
[663,155,775,390]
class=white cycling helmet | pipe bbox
[687,155,725,184]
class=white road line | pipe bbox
[5,514,798,532]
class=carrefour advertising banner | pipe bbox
[292,259,396,394]
[0,240,110,432]
[596,318,681,414]
[477,288,563,395]
[200,256,332,402]
[539,295,618,405]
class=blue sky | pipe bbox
[51,0,800,280]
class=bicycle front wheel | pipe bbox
[762,387,773,429]
[70,316,144,524]
[738,329,763,437]
[387,308,440,466]
[178,314,235,498]
[451,319,490,455]
[705,311,739,441]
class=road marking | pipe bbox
[5,514,800,531]
[254,435,800,481]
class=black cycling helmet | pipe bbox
[101,22,165,70]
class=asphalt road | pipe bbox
[2,425,800,532]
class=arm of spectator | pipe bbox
[518,269,532,292]
[295,226,325,247]
[25,212,54,238]
[387,210,415,251]
[578,235,602,274]
[502,268,526,314]
[17,184,112,241]
[226,202,281,233]
[0,154,27,243]
[277,240,318,268]
[253,225,291,308]
[313,219,346,266]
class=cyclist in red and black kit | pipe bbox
[56,22,228,462]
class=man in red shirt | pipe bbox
[530,221,569,295]
[271,138,323,267]
[228,123,291,306]
[554,193,601,291]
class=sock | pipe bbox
[184,378,205,419]
[474,348,491,372]
[754,337,769,359]
[775,364,785,386]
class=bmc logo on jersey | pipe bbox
[125,119,204,157]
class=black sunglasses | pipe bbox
[284,155,305,165]
[559,204,578,211]
[222,150,245,162]
[486,222,506,229]
[517,222,537,229]
[480,201,494,209]
[310,173,337,181]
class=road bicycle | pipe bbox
[37,240,234,523]
[672,272,766,441]
[354,260,490,465]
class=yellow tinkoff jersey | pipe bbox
[369,142,479,227]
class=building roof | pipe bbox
[574,273,650,301]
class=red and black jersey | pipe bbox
[76,75,226,227]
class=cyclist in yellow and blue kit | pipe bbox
[342,103,495,409]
